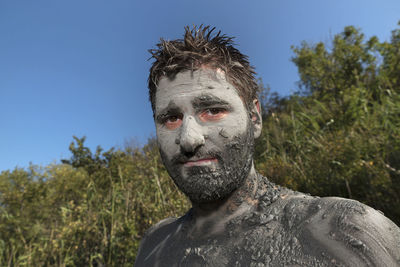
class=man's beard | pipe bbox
[160,125,254,204]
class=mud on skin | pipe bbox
[154,69,257,204]
[135,69,400,266]
[135,175,400,266]
[160,129,254,204]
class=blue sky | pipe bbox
[1,0,399,172]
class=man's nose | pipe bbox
[178,116,205,154]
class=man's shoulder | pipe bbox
[137,216,180,250]
[145,217,179,239]
[134,214,186,266]
[282,193,377,219]
[282,194,400,265]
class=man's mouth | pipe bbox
[183,158,218,167]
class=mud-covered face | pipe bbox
[155,69,255,204]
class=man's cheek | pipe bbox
[160,146,174,165]
[158,133,176,154]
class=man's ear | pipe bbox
[250,99,262,139]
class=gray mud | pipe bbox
[135,174,400,266]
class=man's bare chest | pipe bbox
[148,221,336,267]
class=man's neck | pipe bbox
[186,164,260,238]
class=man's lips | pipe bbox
[183,158,218,167]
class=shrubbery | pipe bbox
[0,137,189,266]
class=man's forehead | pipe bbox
[154,69,243,114]
[157,69,230,90]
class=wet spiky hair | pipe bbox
[148,25,259,112]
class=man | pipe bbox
[134,26,400,266]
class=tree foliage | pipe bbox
[0,137,189,266]
[255,23,400,223]
[1,23,400,265]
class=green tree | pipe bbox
[0,137,189,266]
[255,22,400,225]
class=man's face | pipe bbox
[154,69,255,204]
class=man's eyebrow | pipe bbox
[191,95,230,109]
[156,101,181,121]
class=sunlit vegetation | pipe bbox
[0,137,190,266]
[1,24,400,266]
[255,24,400,223]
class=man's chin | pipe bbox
[185,188,231,204]
[173,171,243,204]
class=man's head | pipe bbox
[148,25,259,113]
[149,26,262,204]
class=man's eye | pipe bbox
[164,115,182,129]
[199,108,228,121]
[208,108,222,115]
[167,116,179,122]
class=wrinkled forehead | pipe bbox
[158,68,234,90]
[155,69,242,111]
